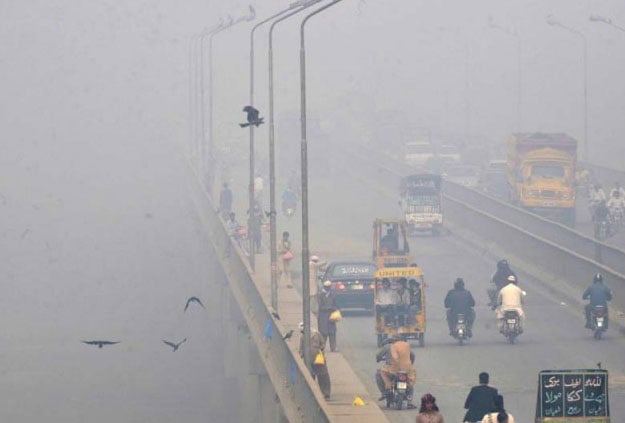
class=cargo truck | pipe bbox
[507,133,577,226]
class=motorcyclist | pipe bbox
[592,200,611,239]
[444,278,476,338]
[583,273,613,330]
[375,334,417,409]
[496,275,526,333]
[488,259,516,309]
[281,186,298,215]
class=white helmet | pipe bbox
[299,322,304,332]
[507,275,517,283]
[323,280,332,288]
[310,255,319,262]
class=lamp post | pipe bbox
[488,17,522,131]
[265,0,323,313]
[546,15,589,162]
[190,22,223,173]
[299,0,345,370]
[590,14,625,32]
[206,8,255,197]
[248,3,310,275]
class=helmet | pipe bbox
[323,280,332,288]
[454,278,464,289]
[593,273,603,283]
[310,255,319,262]
[497,259,509,270]
[299,322,304,332]
[507,275,516,283]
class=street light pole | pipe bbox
[547,15,589,162]
[590,14,625,33]
[488,17,522,131]
[206,9,255,198]
[266,0,323,313]
[249,3,309,280]
[299,0,345,370]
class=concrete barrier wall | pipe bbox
[188,172,330,423]
[443,195,625,315]
[443,181,625,276]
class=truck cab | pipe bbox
[399,174,443,236]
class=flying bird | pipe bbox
[184,296,205,312]
[81,340,120,348]
[239,106,264,128]
[163,338,187,352]
[282,330,294,341]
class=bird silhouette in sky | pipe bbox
[184,296,205,312]
[81,340,120,349]
[163,338,187,352]
[282,330,294,341]
[239,106,264,128]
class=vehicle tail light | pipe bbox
[336,282,346,291]
[369,283,375,290]
[595,309,604,317]
[398,374,407,382]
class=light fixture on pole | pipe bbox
[206,7,255,197]
[590,14,625,32]
[265,0,324,313]
[546,15,589,162]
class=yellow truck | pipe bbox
[507,133,577,227]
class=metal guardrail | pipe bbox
[188,167,330,423]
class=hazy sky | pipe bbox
[2,0,624,170]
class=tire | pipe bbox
[594,330,602,340]
[396,398,403,410]
[458,337,464,346]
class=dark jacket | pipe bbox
[493,268,516,290]
[583,283,613,307]
[463,384,499,422]
[444,288,476,315]
[317,289,338,336]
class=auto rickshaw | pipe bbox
[372,219,412,268]
[373,266,426,347]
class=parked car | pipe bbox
[319,259,377,311]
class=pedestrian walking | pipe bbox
[309,255,326,316]
[299,322,331,399]
[318,280,339,352]
[416,393,444,423]
[278,231,293,288]
[219,182,232,219]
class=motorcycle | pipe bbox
[385,371,410,410]
[451,313,468,345]
[590,305,607,340]
[502,310,521,344]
